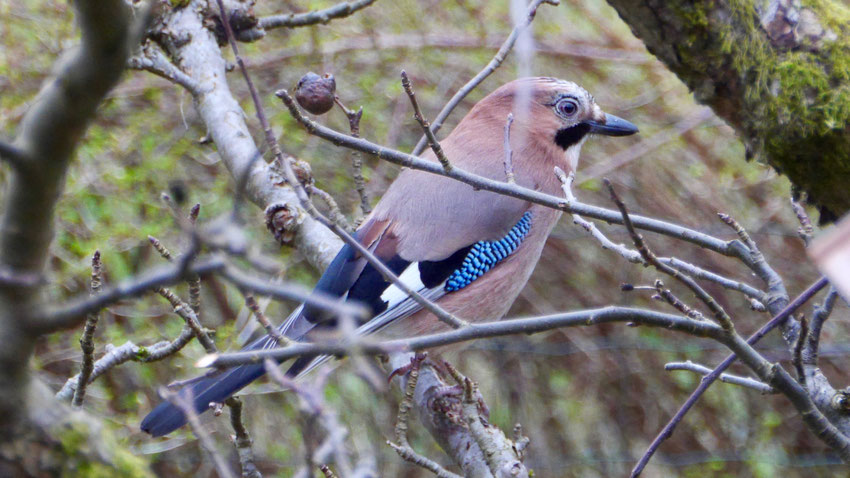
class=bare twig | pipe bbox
[187,205,203,315]
[665,361,775,394]
[791,197,814,246]
[333,96,370,216]
[630,276,830,477]
[793,315,809,384]
[310,184,353,232]
[33,256,365,333]
[260,0,377,30]
[605,179,736,332]
[227,397,262,478]
[400,71,452,171]
[156,286,217,354]
[716,212,786,311]
[72,251,104,407]
[653,279,705,321]
[411,0,560,155]
[128,43,201,94]
[503,113,516,183]
[56,329,196,401]
[803,286,840,366]
[461,377,528,477]
[148,235,173,260]
[244,293,291,346]
[166,388,236,478]
[203,307,720,368]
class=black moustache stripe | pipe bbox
[554,123,591,150]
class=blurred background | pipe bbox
[2,0,847,476]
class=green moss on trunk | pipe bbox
[607,0,850,220]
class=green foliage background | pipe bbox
[2,1,847,476]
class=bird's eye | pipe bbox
[556,98,578,117]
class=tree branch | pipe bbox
[202,307,720,368]
[665,361,774,394]
[259,0,377,30]
[604,0,850,219]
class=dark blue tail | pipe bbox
[142,241,364,436]
[140,355,314,437]
[140,362,267,437]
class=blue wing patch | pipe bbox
[445,211,532,292]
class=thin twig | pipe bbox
[790,197,814,247]
[57,330,196,401]
[32,256,366,333]
[400,70,451,171]
[793,315,808,384]
[167,388,236,478]
[653,279,705,321]
[716,212,785,312]
[202,306,721,368]
[503,113,515,183]
[148,235,173,260]
[227,397,263,478]
[188,205,202,315]
[803,286,839,366]
[310,184,353,232]
[128,43,201,94]
[630,276,829,477]
[665,361,775,394]
[156,287,217,354]
[411,0,560,155]
[260,0,377,30]
[334,96,370,216]
[605,179,736,332]
[244,293,291,346]
[72,251,104,407]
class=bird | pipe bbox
[140,77,638,437]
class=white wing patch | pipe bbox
[379,262,425,310]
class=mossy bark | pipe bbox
[0,380,152,478]
[0,1,155,475]
[606,0,850,221]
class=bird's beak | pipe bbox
[584,113,638,136]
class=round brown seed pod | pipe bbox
[295,72,336,115]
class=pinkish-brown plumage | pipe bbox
[140,77,637,437]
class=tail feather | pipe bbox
[141,303,315,437]
[140,362,266,437]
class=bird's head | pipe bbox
[463,77,638,172]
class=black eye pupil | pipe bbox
[559,100,577,115]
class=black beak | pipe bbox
[584,113,638,136]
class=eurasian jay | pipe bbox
[141,77,638,437]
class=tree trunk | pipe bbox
[605,0,850,221]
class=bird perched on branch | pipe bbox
[141,77,638,437]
